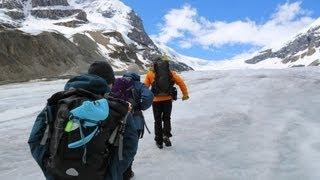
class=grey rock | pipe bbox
[308,60,320,66]
[73,33,101,55]
[102,9,116,18]
[5,10,25,20]
[101,31,140,63]
[282,55,300,63]
[0,29,104,83]
[31,9,88,21]
[102,31,126,45]
[290,64,305,68]
[127,11,158,50]
[1,0,24,10]
[245,25,320,65]
[75,11,87,22]
[31,0,69,7]
[0,23,17,29]
[0,0,192,84]
[54,20,86,28]
[307,47,316,56]
[245,49,273,64]
[169,61,194,71]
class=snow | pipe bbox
[0,9,17,25]
[12,0,135,42]
[292,48,320,66]
[1,68,320,180]
[109,36,123,46]
[298,17,320,35]
[159,38,320,70]
[31,6,75,10]
[157,42,291,70]
[69,0,133,39]
[271,17,320,53]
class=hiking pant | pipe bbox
[152,100,173,144]
[123,162,133,180]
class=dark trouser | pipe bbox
[152,100,173,144]
[123,162,133,180]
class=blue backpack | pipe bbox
[28,88,129,180]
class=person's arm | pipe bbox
[172,71,189,100]
[138,83,154,110]
[144,71,151,88]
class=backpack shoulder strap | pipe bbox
[40,106,54,145]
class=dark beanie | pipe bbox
[88,61,115,84]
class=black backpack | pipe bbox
[31,88,129,180]
[152,61,177,100]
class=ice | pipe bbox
[1,68,320,180]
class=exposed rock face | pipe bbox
[31,0,69,7]
[0,0,192,83]
[89,31,144,65]
[290,64,305,68]
[245,25,320,66]
[309,59,320,66]
[31,9,88,21]
[1,0,24,10]
[54,20,85,28]
[0,23,16,29]
[127,11,158,50]
[102,9,116,18]
[0,29,104,83]
[245,49,273,64]
[29,0,88,21]
[5,10,25,20]
[169,61,193,71]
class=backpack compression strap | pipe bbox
[40,106,53,145]
[67,99,109,149]
[117,112,130,161]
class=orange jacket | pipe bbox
[144,70,189,102]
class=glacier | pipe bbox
[0,68,320,180]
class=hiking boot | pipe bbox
[130,171,134,178]
[123,169,134,180]
[156,142,163,149]
[163,136,172,147]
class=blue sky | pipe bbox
[122,0,320,60]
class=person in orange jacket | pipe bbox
[144,56,189,149]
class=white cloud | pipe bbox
[154,2,315,50]
[271,1,311,23]
[155,5,201,44]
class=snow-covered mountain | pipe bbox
[0,0,319,83]
[0,0,191,83]
[244,17,320,68]
[161,17,320,70]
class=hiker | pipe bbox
[110,64,153,180]
[28,61,138,180]
[144,55,189,149]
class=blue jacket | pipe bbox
[123,73,153,135]
[28,74,138,180]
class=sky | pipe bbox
[122,0,320,61]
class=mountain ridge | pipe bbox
[0,0,192,83]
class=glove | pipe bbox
[182,95,189,101]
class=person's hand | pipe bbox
[127,102,133,112]
[182,95,189,101]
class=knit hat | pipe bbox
[152,53,170,62]
[88,61,115,84]
[161,53,170,61]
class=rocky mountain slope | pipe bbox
[244,18,320,68]
[0,0,191,83]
